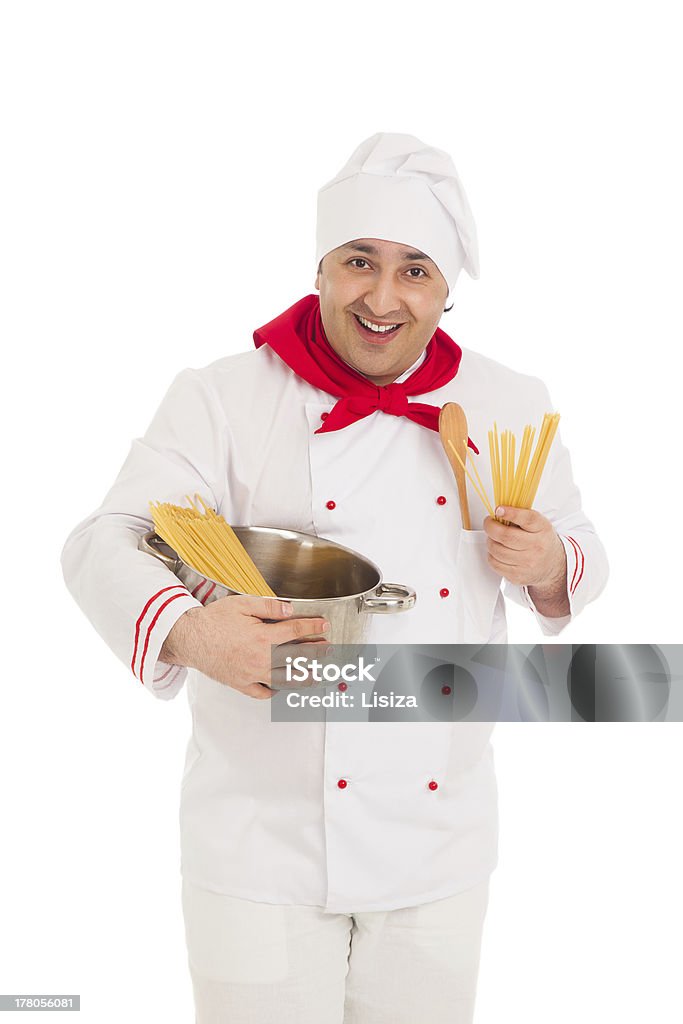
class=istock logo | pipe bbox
[285,656,378,684]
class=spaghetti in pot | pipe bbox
[149,494,276,597]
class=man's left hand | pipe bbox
[483,506,567,596]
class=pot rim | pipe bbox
[143,525,385,602]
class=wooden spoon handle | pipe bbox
[439,403,471,530]
[456,462,471,530]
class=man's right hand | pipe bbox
[159,595,330,700]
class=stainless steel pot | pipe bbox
[139,527,415,645]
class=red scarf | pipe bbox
[253,294,477,450]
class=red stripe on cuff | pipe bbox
[565,536,580,592]
[154,665,181,691]
[155,663,175,683]
[131,585,186,677]
[566,536,585,594]
[565,536,589,593]
[191,579,216,604]
[139,592,189,684]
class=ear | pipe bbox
[314,271,320,290]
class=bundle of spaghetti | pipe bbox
[447,412,560,523]
[149,494,276,596]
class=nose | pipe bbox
[363,269,403,321]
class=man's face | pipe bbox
[314,238,449,386]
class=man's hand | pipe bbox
[159,595,330,700]
[483,505,570,617]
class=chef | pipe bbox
[61,132,608,1024]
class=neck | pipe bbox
[359,371,403,386]
[354,352,427,387]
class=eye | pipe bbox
[407,266,427,278]
[348,258,371,269]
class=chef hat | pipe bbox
[315,132,479,303]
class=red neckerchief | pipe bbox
[254,295,479,451]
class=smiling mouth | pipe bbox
[352,313,405,342]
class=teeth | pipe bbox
[356,315,400,334]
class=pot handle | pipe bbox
[361,582,416,614]
[139,530,182,573]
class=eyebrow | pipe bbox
[341,242,434,263]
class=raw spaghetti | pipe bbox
[149,494,276,597]
[447,412,560,522]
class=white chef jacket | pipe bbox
[61,340,608,913]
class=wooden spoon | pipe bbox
[439,402,471,530]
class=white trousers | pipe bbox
[182,878,490,1024]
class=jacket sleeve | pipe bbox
[61,368,228,699]
[503,380,609,636]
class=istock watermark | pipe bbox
[270,644,683,723]
[285,655,379,685]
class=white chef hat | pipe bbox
[315,132,479,303]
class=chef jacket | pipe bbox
[61,343,608,913]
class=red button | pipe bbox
[428,780,439,791]
[321,411,329,421]
[337,778,348,789]
[326,500,336,510]
[441,685,452,696]
[440,587,450,598]
[436,495,447,506]
[338,682,348,692]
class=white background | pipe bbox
[1,1,682,1021]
